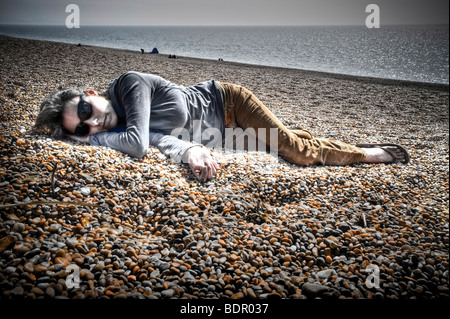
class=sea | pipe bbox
[0,24,448,85]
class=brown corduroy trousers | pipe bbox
[217,82,367,166]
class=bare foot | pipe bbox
[361,147,407,164]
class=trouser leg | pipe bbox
[218,82,367,166]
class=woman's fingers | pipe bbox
[195,162,216,180]
[185,146,220,180]
[188,149,219,180]
[206,160,218,179]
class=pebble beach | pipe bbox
[0,34,448,301]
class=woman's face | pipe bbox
[63,89,118,136]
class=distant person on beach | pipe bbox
[33,71,409,180]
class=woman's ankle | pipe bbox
[361,147,394,163]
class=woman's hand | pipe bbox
[183,146,219,181]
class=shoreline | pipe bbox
[0,34,448,301]
[1,34,448,90]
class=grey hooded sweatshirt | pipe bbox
[90,71,225,162]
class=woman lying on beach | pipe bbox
[33,71,409,181]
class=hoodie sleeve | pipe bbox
[148,130,200,163]
[92,126,197,162]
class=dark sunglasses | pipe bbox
[75,94,93,137]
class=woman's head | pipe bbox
[34,88,118,139]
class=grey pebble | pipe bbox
[302,283,330,297]
[317,269,337,279]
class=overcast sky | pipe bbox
[0,0,448,26]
